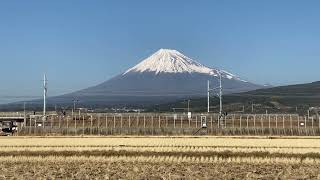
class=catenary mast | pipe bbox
[43,74,47,120]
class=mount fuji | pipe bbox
[46,49,262,106]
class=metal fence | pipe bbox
[13,113,320,136]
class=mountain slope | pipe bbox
[156,81,320,114]
[124,49,245,81]
[56,49,261,106]
[3,49,263,108]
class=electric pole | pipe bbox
[252,103,254,113]
[207,80,210,113]
[73,99,79,112]
[43,74,47,120]
[207,71,223,116]
[219,71,222,117]
[24,102,26,115]
[23,102,26,127]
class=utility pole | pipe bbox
[219,71,222,117]
[73,99,79,112]
[23,102,26,127]
[251,103,254,113]
[207,80,210,113]
[24,102,26,115]
[207,72,223,115]
[187,99,190,112]
[43,74,47,120]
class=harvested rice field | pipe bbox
[1,136,320,179]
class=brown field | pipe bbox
[1,136,320,179]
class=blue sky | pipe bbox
[1,0,320,102]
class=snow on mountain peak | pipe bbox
[123,49,246,81]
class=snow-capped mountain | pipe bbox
[48,49,263,106]
[124,49,246,82]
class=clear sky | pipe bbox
[1,0,320,103]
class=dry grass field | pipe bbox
[1,136,320,179]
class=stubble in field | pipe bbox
[0,137,320,179]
